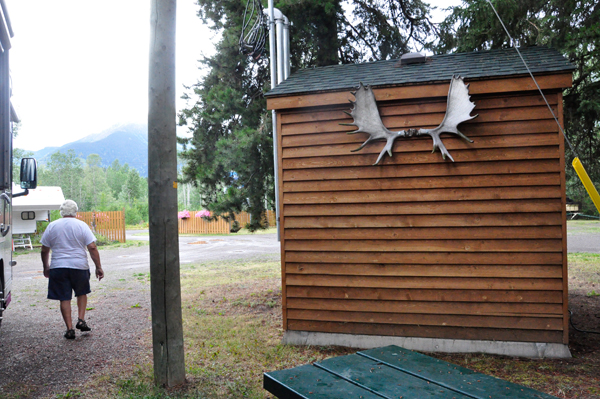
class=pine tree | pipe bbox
[179,0,436,230]
[434,0,600,215]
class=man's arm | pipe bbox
[41,245,51,278]
[87,242,104,281]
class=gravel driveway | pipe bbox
[0,224,596,398]
[0,232,280,399]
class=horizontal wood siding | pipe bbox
[278,86,568,344]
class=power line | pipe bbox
[486,0,578,158]
[240,0,268,61]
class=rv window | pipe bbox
[21,211,35,220]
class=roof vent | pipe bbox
[400,52,426,65]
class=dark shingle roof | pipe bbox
[266,46,574,97]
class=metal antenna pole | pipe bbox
[275,10,284,85]
[283,15,290,80]
[268,0,280,241]
[148,0,185,386]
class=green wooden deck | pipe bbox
[264,345,557,399]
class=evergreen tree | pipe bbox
[342,0,436,61]
[179,0,436,230]
[434,0,600,214]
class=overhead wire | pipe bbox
[485,0,600,213]
[486,0,577,156]
[239,0,268,61]
[487,0,600,335]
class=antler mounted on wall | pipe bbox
[342,75,477,165]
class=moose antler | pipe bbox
[342,76,477,164]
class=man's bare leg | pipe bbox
[77,294,87,321]
[60,300,73,330]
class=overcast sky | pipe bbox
[8,0,456,152]
[8,0,215,152]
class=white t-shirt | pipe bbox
[40,217,97,270]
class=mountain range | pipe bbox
[31,123,149,177]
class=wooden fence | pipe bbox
[76,210,126,243]
[179,210,276,234]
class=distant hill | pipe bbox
[32,124,149,177]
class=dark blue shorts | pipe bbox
[47,268,91,301]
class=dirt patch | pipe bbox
[188,278,282,318]
[0,250,152,399]
[568,289,600,355]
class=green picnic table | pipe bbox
[264,345,557,399]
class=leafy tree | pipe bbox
[434,0,600,215]
[33,151,149,224]
[177,181,203,211]
[106,159,130,200]
[12,121,20,138]
[179,0,436,230]
[39,149,85,208]
[83,154,111,210]
[119,169,143,203]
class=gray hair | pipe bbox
[60,200,79,217]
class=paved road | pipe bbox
[568,234,600,253]
[113,227,600,274]
[11,223,597,280]
[567,222,600,253]
[123,230,280,267]
[11,232,280,281]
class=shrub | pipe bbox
[94,232,112,246]
[230,220,241,233]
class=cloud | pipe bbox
[8,0,214,151]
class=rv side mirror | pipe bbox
[20,158,37,189]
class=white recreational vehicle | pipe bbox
[11,185,65,248]
[0,0,38,327]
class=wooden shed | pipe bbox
[265,46,575,358]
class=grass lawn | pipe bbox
[567,220,600,235]
[71,250,600,399]
[81,257,355,398]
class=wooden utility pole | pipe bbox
[148,0,185,387]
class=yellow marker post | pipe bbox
[572,157,600,213]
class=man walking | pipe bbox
[41,200,104,339]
